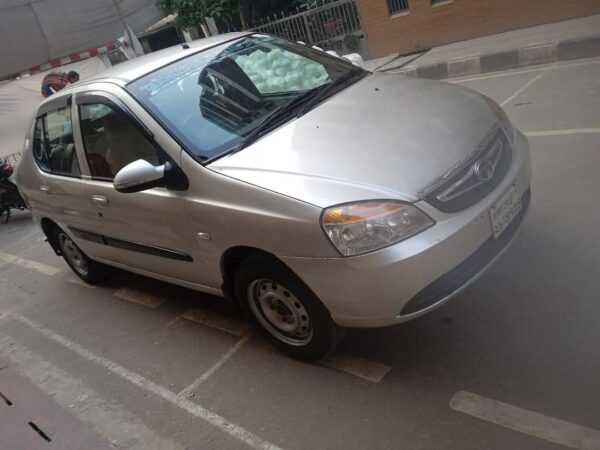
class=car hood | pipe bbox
[209,72,499,208]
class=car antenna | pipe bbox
[182,43,190,49]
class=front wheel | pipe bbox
[54,228,108,284]
[234,255,342,359]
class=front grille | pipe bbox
[400,188,531,316]
[424,128,512,213]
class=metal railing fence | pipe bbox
[239,0,363,51]
[2,152,21,165]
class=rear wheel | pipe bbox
[54,228,108,284]
[234,255,342,359]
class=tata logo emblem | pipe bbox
[473,159,495,181]
[434,135,505,203]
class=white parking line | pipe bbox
[500,73,544,107]
[67,276,96,289]
[182,308,250,337]
[0,251,61,276]
[319,352,391,383]
[450,391,600,449]
[524,128,600,137]
[114,287,166,308]
[165,315,182,328]
[0,228,43,253]
[179,334,252,398]
[9,312,282,450]
[0,333,186,450]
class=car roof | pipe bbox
[85,32,252,84]
[35,32,253,111]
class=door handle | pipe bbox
[91,195,109,207]
[40,185,51,194]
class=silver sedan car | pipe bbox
[16,33,531,358]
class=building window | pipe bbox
[388,0,409,15]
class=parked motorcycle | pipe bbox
[0,159,27,223]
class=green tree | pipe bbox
[157,0,238,29]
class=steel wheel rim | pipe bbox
[248,278,313,346]
[59,233,88,277]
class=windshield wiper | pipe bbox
[296,69,365,118]
[231,90,323,154]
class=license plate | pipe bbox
[490,183,521,239]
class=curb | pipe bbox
[385,34,600,79]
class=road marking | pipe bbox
[319,352,391,383]
[449,57,600,83]
[9,313,282,450]
[450,391,600,449]
[5,238,48,258]
[500,73,544,107]
[0,251,61,276]
[449,68,544,82]
[182,308,250,337]
[114,287,166,308]
[179,335,252,398]
[524,128,600,137]
[0,228,42,252]
[0,333,186,450]
[165,315,182,328]
[67,276,96,289]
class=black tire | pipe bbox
[234,255,343,359]
[53,227,109,284]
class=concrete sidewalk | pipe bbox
[365,14,600,79]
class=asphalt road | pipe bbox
[1,56,599,450]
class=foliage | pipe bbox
[157,0,238,28]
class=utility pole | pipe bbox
[111,0,125,22]
[111,0,144,57]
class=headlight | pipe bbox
[321,201,434,257]
[481,94,515,144]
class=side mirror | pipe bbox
[113,159,165,193]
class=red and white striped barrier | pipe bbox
[28,42,119,75]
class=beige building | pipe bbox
[359,0,600,58]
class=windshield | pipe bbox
[128,34,364,161]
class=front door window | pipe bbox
[79,103,161,180]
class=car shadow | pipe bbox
[101,267,244,321]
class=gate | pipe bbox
[242,0,364,53]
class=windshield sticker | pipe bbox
[138,57,208,96]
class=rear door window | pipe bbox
[32,106,81,177]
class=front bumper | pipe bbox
[281,131,532,328]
